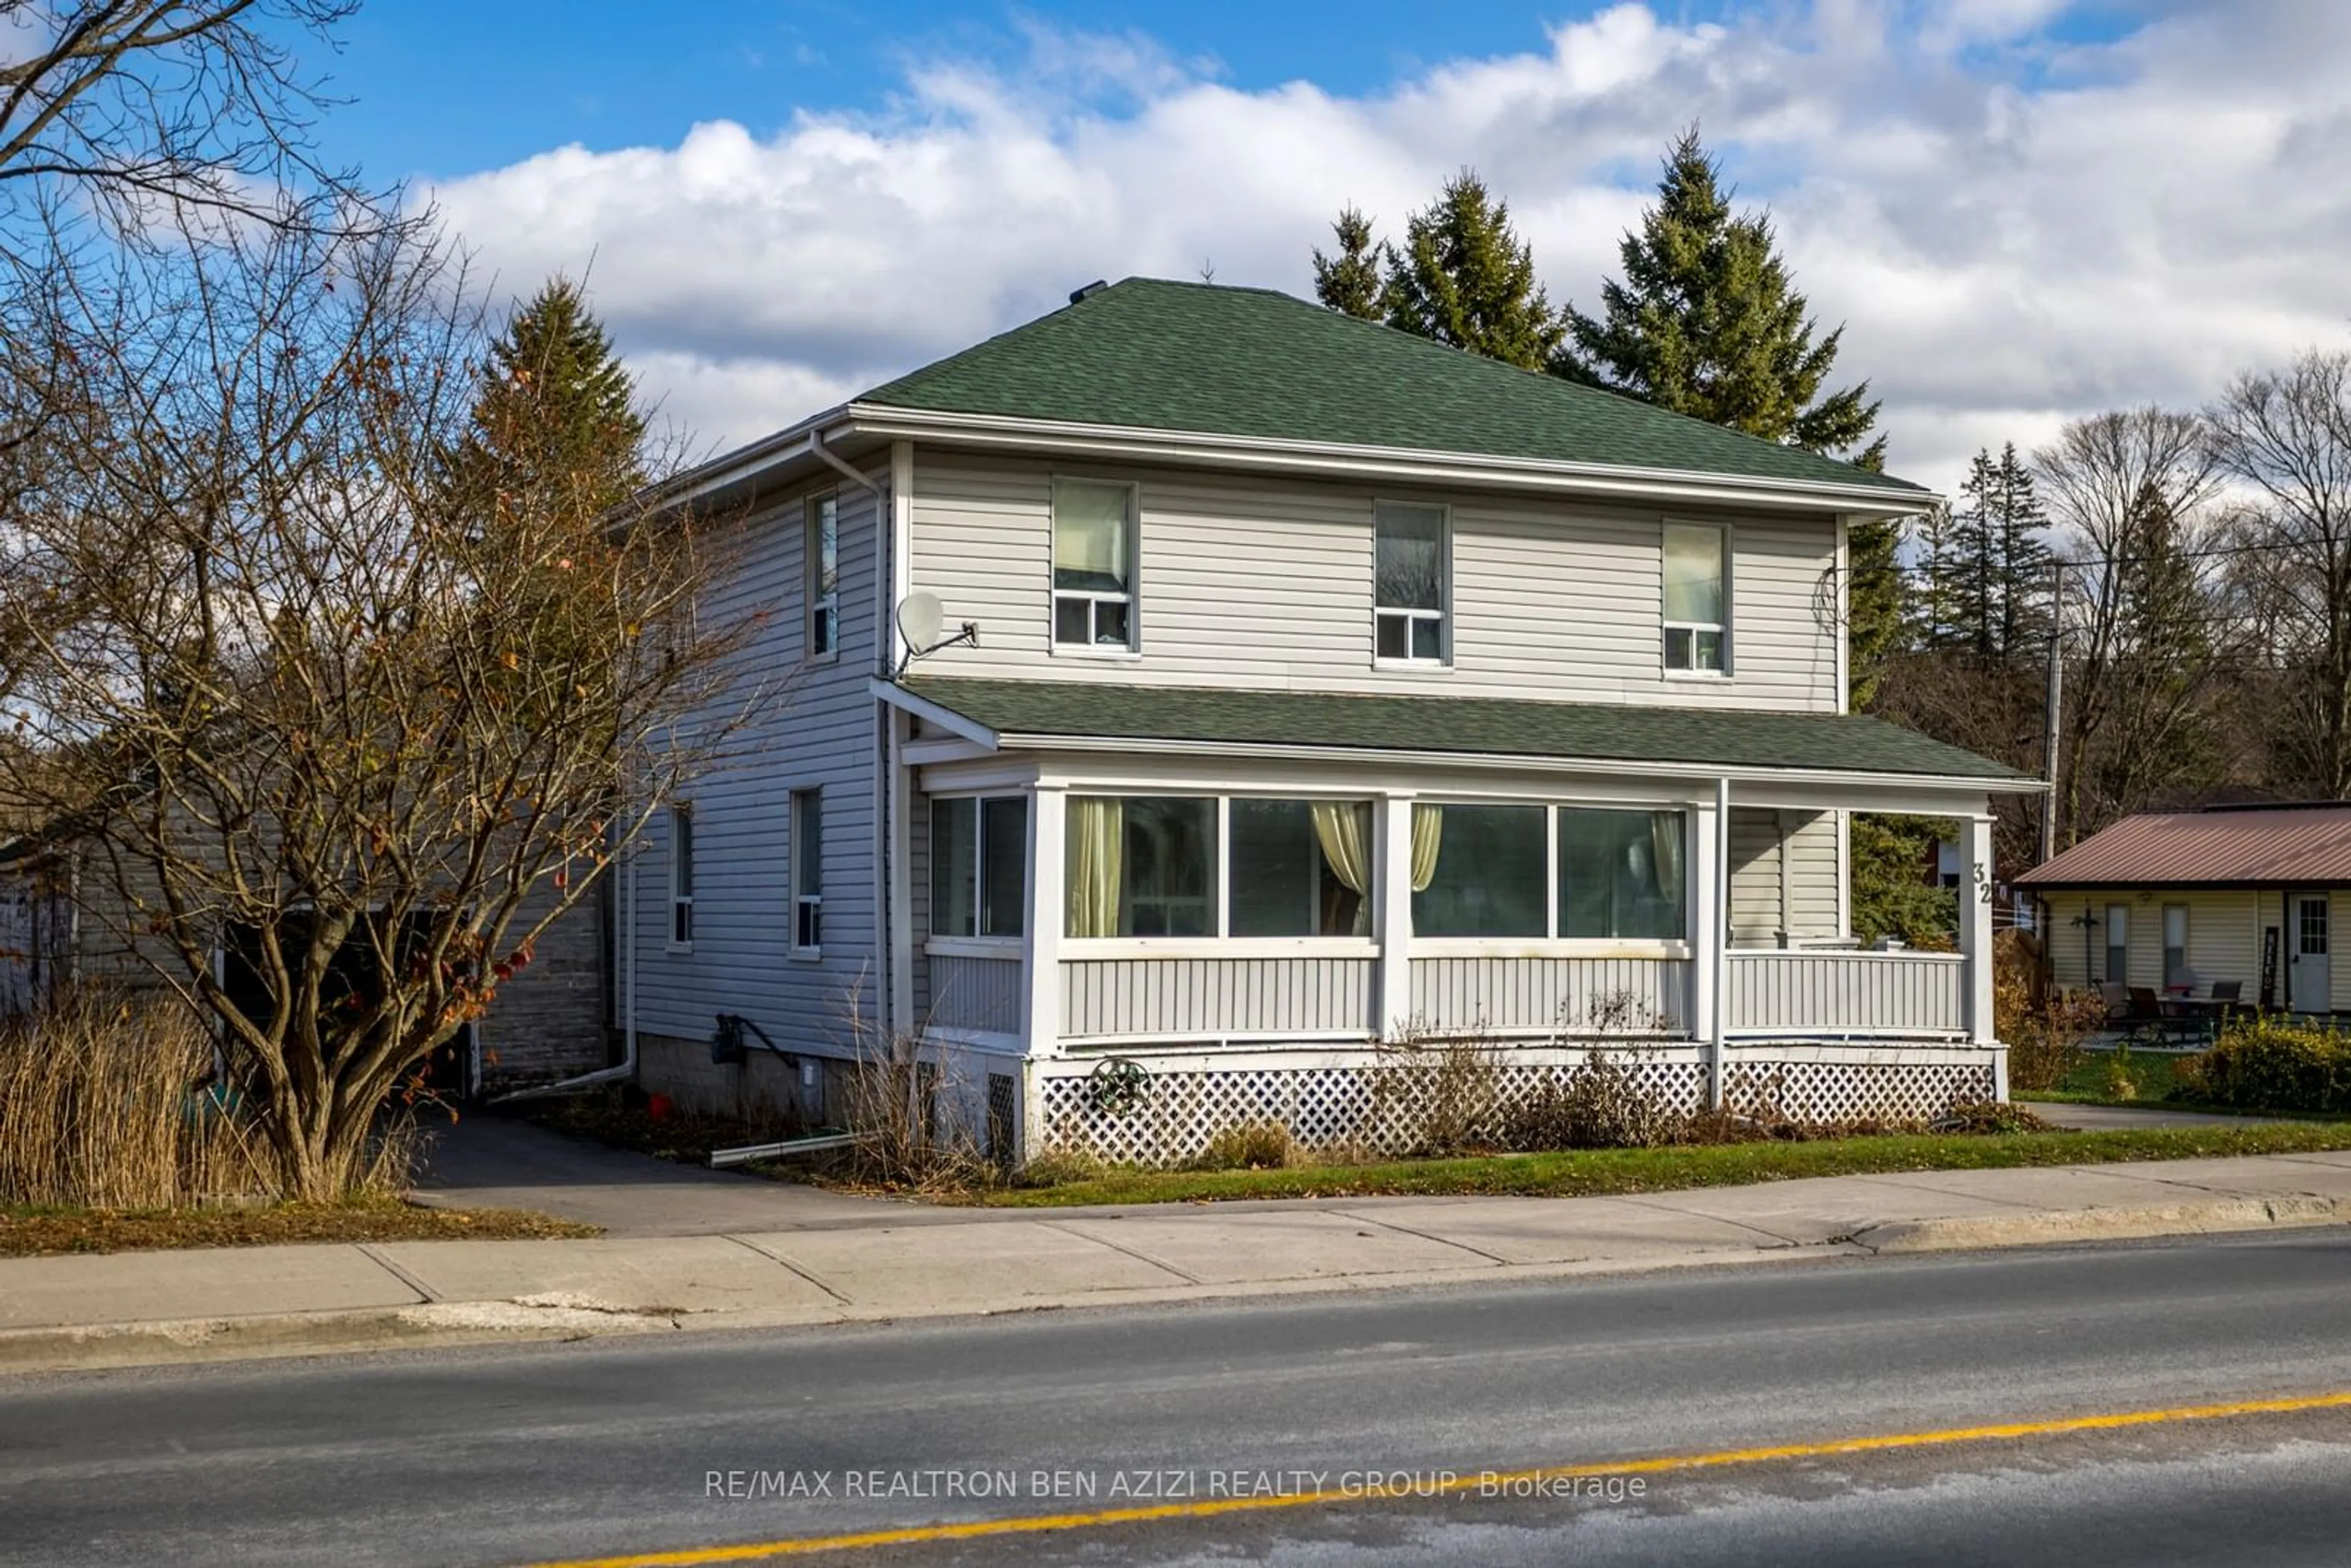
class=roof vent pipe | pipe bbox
[1068,280,1108,304]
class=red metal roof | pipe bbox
[2017,805,2351,888]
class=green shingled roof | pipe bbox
[861,279,1924,498]
[898,677,2028,782]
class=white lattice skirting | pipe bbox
[1033,1046,2001,1168]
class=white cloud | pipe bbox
[432,1,2351,498]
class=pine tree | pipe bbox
[1947,443,2054,658]
[1558,129,1883,468]
[1376,171,1564,370]
[1907,501,1967,651]
[449,276,647,520]
[1988,442,2055,657]
[1311,206,1386,322]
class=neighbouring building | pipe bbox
[2017,802,2351,1015]
[620,277,2038,1165]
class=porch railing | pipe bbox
[1723,950,1965,1038]
[1060,956,1376,1041]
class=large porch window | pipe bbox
[931,795,1029,938]
[1062,793,1687,945]
[1229,798,1372,936]
[1413,803,1687,941]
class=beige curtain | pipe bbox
[1410,803,1444,892]
[1065,797,1124,938]
[1651,811,1684,896]
[1310,801,1373,934]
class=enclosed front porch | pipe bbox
[883,675,2033,1165]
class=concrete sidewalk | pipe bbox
[9,1149,2351,1374]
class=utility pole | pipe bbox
[2040,562,2064,866]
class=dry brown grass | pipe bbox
[0,989,412,1209]
[0,1199,597,1256]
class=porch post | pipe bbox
[1962,812,1997,1045]
[1023,785,1065,1057]
[1690,779,1728,1108]
[1379,792,1415,1038]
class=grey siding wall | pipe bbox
[1728,808,1842,946]
[907,452,1842,711]
[628,471,885,1073]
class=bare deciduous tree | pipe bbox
[2207,350,2351,797]
[0,0,365,241]
[0,222,761,1199]
[2033,407,2227,842]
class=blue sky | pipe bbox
[359,1,2350,493]
[332,1,2141,181]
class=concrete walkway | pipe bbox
[9,1149,2351,1373]
[2028,1102,2281,1131]
[411,1116,895,1236]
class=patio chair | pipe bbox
[2209,980,2242,1003]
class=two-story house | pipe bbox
[623,278,2035,1166]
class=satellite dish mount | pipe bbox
[894,591,978,677]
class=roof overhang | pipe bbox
[842,404,1935,519]
[872,679,2038,797]
[648,402,1938,522]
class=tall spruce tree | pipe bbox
[1311,206,1387,321]
[449,276,647,520]
[1558,129,1884,467]
[1949,443,2054,658]
[1375,171,1564,370]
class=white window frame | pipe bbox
[1056,788,1692,961]
[1049,476,1139,656]
[2104,902,2129,985]
[2162,903,2189,988]
[927,793,1027,947]
[806,493,839,662]
[791,787,822,959]
[1661,519,1731,678]
[1372,499,1450,669]
[667,805,694,951]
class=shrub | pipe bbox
[1504,1049,1676,1150]
[1188,1122,1299,1172]
[2180,1017,2351,1113]
[1994,932,2102,1093]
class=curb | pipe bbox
[0,1299,699,1375]
[1847,1196,2346,1254]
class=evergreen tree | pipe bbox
[1376,171,1564,370]
[1907,501,1967,651]
[2077,484,2222,825]
[1558,129,1884,468]
[448,276,647,521]
[1311,206,1387,321]
[1948,443,2053,658]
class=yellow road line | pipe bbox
[527,1387,2351,1567]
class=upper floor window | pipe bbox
[931,795,1029,939]
[1374,501,1447,662]
[1052,479,1136,650]
[792,788,823,955]
[807,495,839,659]
[1662,522,1728,674]
[669,805,694,947]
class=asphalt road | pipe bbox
[6,1232,2351,1566]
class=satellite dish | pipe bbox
[896,592,944,653]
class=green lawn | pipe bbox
[0,1198,599,1256]
[2017,1049,2193,1107]
[972,1122,2351,1208]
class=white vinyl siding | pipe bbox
[907,452,1842,710]
[625,472,882,1057]
[1728,808,1842,946]
[2042,891,2262,996]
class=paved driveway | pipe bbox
[410,1115,902,1236]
